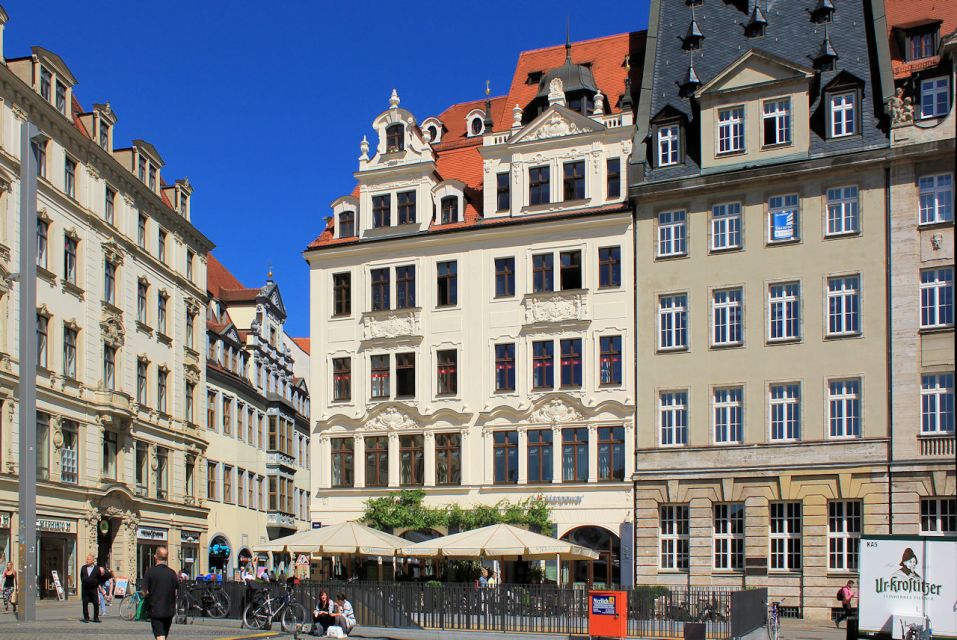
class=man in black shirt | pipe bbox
[79,554,102,623]
[142,546,179,640]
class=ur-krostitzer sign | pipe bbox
[859,535,957,638]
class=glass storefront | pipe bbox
[0,513,11,568]
[37,517,77,598]
[136,527,168,579]
[180,531,200,578]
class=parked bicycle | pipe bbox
[174,581,231,623]
[767,598,784,640]
[242,584,306,632]
[696,595,728,623]
[119,590,145,621]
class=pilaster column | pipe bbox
[459,429,470,486]
[318,436,331,489]
[483,429,494,485]
[353,434,365,488]
[388,432,400,487]
[517,429,528,485]
[587,424,598,483]
[424,431,435,487]
[551,426,562,484]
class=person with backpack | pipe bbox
[835,579,856,627]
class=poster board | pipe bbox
[50,570,65,601]
[113,577,129,598]
[859,535,957,638]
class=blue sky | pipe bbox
[6,0,650,337]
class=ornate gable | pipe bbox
[509,104,605,145]
[258,282,286,318]
[696,49,814,97]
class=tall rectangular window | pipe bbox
[496,172,510,212]
[769,194,799,242]
[532,254,554,292]
[55,81,66,113]
[660,505,690,570]
[365,436,388,487]
[35,219,51,274]
[63,235,77,284]
[64,157,76,198]
[331,438,354,487]
[495,257,515,297]
[63,326,77,379]
[599,336,622,386]
[920,267,953,328]
[717,106,745,154]
[435,433,461,485]
[606,158,621,199]
[102,430,118,479]
[40,67,52,100]
[770,502,802,571]
[104,187,115,225]
[99,121,110,150]
[372,194,391,228]
[828,379,861,437]
[769,282,801,341]
[921,373,954,434]
[437,350,458,395]
[658,294,688,350]
[157,230,167,263]
[33,140,47,179]
[919,174,953,224]
[394,352,416,398]
[529,165,550,206]
[920,77,950,119]
[137,281,148,323]
[37,314,49,368]
[559,338,582,387]
[395,265,416,309]
[532,340,554,389]
[493,431,518,484]
[137,214,147,248]
[494,343,515,392]
[827,275,861,336]
[185,383,195,423]
[206,462,219,501]
[660,391,688,446]
[186,250,194,281]
[561,427,588,482]
[827,186,859,235]
[440,196,457,224]
[657,210,687,257]
[186,311,195,348]
[713,504,745,571]
[333,357,352,402]
[563,160,585,201]
[60,420,78,484]
[657,125,680,167]
[828,500,861,571]
[711,202,741,250]
[598,246,621,288]
[714,387,743,443]
[103,344,116,390]
[157,294,168,334]
[527,429,553,483]
[770,383,801,440]
[37,413,50,480]
[371,354,390,399]
[436,261,457,306]
[920,498,957,534]
[830,93,856,137]
[559,251,582,290]
[155,447,169,499]
[762,99,791,146]
[597,426,625,481]
[333,273,351,316]
[136,442,148,494]
[157,370,168,413]
[400,435,424,486]
[371,268,390,311]
[713,288,743,346]
[338,211,355,238]
[397,190,416,225]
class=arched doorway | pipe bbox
[237,547,253,571]
[561,526,620,587]
[208,535,231,576]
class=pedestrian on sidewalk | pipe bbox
[2,562,17,614]
[835,579,857,627]
[79,554,103,623]
[98,564,114,617]
[143,546,179,640]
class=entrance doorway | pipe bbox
[137,542,162,579]
[38,534,76,598]
[561,526,621,587]
[96,518,119,568]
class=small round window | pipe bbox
[470,117,484,136]
[427,125,439,141]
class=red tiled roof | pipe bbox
[71,95,90,139]
[291,337,311,355]
[207,253,245,297]
[885,0,957,78]
[431,96,508,148]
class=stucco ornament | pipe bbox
[532,398,583,424]
[527,112,583,141]
[524,291,587,323]
[101,313,125,347]
[362,311,419,340]
[886,87,914,126]
[512,104,523,129]
[593,90,605,116]
[547,78,566,106]
[366,407,416,431]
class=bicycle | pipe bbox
[696,595,728,623]
[767,598,784,640]
[174,581,230,623]
[242,585,306,632]
[901,618,929,640]
[119,590,145,621]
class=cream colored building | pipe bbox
[204,255,311,577]
[307,36,642,584]
[0,9,213,592]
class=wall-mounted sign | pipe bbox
[0,513,10,528]
[36,518,74,533]
[311,522,323,529]
[543,495,584,506]
[771,210,795,241]
[136,527,168,541]
[181,531,200,544]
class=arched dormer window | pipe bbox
[421,117,444,144]
[469,116,484,136]
[386,124,404,152]
[338,210,356,238]
[440,196,459,224]
[427,125,439,141]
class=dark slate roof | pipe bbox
[641,0,887,181]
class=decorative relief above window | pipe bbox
[364,407,417,431]
[522,290,589,325]
[531,398,583,423]
[361,308,421,341]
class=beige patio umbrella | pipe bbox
[252,521,408,557]
[400,523,599,561]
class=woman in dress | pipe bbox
[2,562,17,613]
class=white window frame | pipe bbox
[828,378,862,438]
[712,287,743,347]
[658,294,688,351]
[920,267,954,329]
[768,194,800,243]
[657,210,687,257]
[713,503,745,572]
[713,386,744,444]
[921,373,954,434]
[828,500,861,572]
[919,174,953,224]
[830,92,856,138]
[920,76,950,119]
[770,382,801,441]
[659,390,688,447]
[60,420,79,484]
[768,282,801,342]
[826,275,861,337]
[657,125,680,167]
[659,504,690,571]
[920,497,957,534]
[769,501,802,572]
[717,106,745,155]
[711,202,742,251]
[762,98,791,146]
[826,185,859,236]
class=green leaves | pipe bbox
[362,490,552,534]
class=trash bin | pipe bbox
[846,616,858,639]
[684,622,706,640]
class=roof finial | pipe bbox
[565,16,572,62]
[389,88,400,109]
[484,81,494,132]
[267,262,274,281]
[485,80,491,97]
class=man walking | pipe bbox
[79,554,102,623]
[835,579,856,627]
[143,547,179,640]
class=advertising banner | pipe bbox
[859,535,957,638]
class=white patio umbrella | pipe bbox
[252,521,408,557]
[400,523,599,561]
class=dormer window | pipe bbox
[149,167,157,191]
[717,106,745,155]
[179,192,188,216]
[426,124,439,141]
[469,116,484,136]
[762,99,791,147]
[656,124,681,167]
[138,156,147,181]
[40,67,52,101]
[828,92,857,138]
[99,121,110,150]
[338,211,356,238]
[440,196,458,224]
[386,124,404,152]
[908,28,938,61]
[55,81,67,114]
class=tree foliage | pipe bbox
[362,490,552,533]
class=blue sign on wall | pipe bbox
[591,594,617,615]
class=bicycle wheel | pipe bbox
[281,602,307,634]
[174,597,193,625]
[206,590,229,619]
[242,603,263,630]
[119,595,137,621]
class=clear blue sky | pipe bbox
[5,0,649,337]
